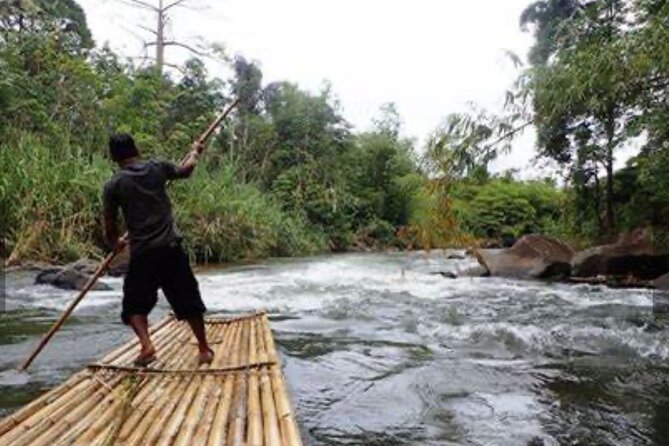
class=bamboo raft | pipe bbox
[0,313,303,446]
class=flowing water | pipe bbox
[2,251,669,445]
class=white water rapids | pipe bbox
[3,251,669,445]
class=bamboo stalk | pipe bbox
[247,318,262,446]
[118,350,194,443]
[155,374,200,445]
[18,373,128,446]
[206,321,244,446]
[260,368,282,446]
[0,372,88,438]
[98,316,174,365]
[228,320,250,446]
[0,372,121,446]
[65,374,145,445]
[270,365,303,446]
[103,319,188,368]
[174,374,214,446]
[125,376,186,446]
[190,324,236,444]
[205,311,266,325]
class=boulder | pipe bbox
[653,273,669,290]
[474,234,574,279]
[572,227,669,280]
[35,261,111,291]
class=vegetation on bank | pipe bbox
[1,0,668,265]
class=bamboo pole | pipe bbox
[156,374,200,445]
[119,351,193,444]
[0,372,88,438]
[189,323,236,445]
[0,373,120,446]
[247,318,262,446]
[115,337,193,443]
[262,315,303,446]
[17,373,128,446]
[20,99,239,370]
[206,321,244,446]
[64,374,145,445]
[261,368,282,446]
[125,376,185,446]
[228,320,250,446]
[99,316,174,365]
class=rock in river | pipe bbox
[572,227,669,280]
[653,273,669,290]
[35,259,112,291]
[475,234,574,279]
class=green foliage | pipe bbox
[0,3,432,263]
[454,178,564,241]
[172,165,326,262]
[0,135,111,262]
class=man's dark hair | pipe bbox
[109,133,140,162]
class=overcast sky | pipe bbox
[79,0,547,174]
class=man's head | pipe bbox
[109,133,140,163]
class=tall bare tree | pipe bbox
[116,0,207,73]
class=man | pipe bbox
[103,133,213,366]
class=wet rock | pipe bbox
[35,261,111,291]
[653,273,669,290]
[457,263,489,277]
[433,271,458,279]
[69,258,99,276]
[527,438,545,446]
[447,253,466,260]
[572,227,669,280]
[474,234,574,279]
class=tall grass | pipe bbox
[1,133,327,264]
[173,165,327,263]
[1,134,110,263]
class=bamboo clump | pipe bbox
[0,313,303,446]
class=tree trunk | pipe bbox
[593,172,603,235]
[156,0,165,74]
[605,121,615,237]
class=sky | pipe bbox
[78,0,547,175]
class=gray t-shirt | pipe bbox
[103,160,182,255]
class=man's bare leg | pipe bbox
[128,315,156,364]
[186,315,213,363]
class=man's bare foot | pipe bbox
[198,348,214,365]
[133,347,156,367]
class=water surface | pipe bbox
[2,252,669,445]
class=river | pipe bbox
[2,251,669,445]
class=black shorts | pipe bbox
[121,244,206,324]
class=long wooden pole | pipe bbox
[20,99,239,371]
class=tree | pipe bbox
[528,0,644,235]
[0,0,93,48]
[520,0,582,65]
[115,0,209,74]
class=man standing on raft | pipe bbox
[102,133,213,366]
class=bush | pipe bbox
[455,178,564,241]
